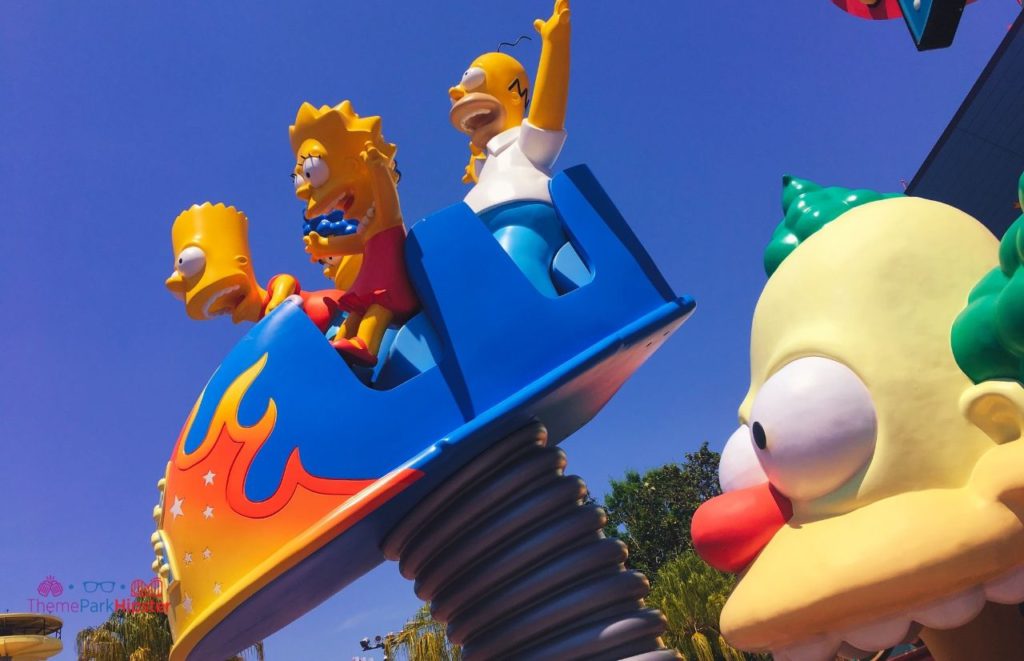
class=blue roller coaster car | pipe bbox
[158,165,694,660]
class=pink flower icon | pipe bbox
[37,576,63,597]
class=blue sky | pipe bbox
[1,1,1021,658]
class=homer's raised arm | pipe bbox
[528,0,570,131]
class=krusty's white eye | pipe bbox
[175,246,206,279]
[302,156,329,187]
[749,356,877,501]
[461,67,486,91]
[719,425,768,493]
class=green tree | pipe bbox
[647,551,750,661]
[387,604,461,661]
[76,592,264,661]
[601,442,721,579]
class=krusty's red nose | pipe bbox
[691,482,793,573]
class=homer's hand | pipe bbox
[462,143,485,184]
[534,0,570,44]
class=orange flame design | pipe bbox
[173,354,374,518]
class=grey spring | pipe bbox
[381,422,682,661]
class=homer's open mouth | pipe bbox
[450,94,504,135]
[202,285,246,318]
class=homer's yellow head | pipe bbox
[449,52,529,148]
[692,177,1024,659]
[289,101,397,221]
[165,203,264,323]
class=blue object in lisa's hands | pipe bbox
[302,209,360,237]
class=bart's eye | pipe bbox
[175,246,206,279]
[292,172,305,191]
[302,156,329,187]
[748,356,877,501]
[460,67,485,91]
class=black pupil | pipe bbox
[752,421,768,450]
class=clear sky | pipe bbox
[1,1,1021,659]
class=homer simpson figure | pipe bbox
[449,0,577,297]
[295,101,419,366]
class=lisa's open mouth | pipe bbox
[307,189,354,220]
[450,94,503,135]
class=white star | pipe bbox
[202,505,214,519]
[202,547,212,560]
[170,496,184,520]
[213,582,222,595]
[184,552,193,565]
[202,470,215,486]
[182,593,193,614]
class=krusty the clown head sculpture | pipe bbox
[693,174,1024,660]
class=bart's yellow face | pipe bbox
[449,52,529,148]
[292,133,376,221]
[165,204,263,322]
[698,198,1024,659]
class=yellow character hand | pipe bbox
[264,274,298,316]
[534,0,570,44]
[304,231,331,261]
[462,145,486,184]
[361,141,386,167]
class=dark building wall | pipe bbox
[908,13,1024,237]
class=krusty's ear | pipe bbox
[961,380,1024,444]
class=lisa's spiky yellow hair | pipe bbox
[288,100,397,164]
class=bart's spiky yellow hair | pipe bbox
[288,100,397,164]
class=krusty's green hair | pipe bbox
[764,176,902,277]
[952,172,1024,384]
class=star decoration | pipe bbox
[202,470,216,486]
[184,552,193,565]
[169,496,185,520]
[213,582,222,595]
[202,547,212,560]
[203,505,214,519]
[182,593,193,614]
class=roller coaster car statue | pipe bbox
[155,2,693,659]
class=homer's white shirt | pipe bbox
[463,120,567,214]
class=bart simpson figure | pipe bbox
[165,203,339,331]
[448,0,576,297]
[293,101,419,366]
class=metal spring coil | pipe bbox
[382,422,681,661]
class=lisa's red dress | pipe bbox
[336,225,420,323]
